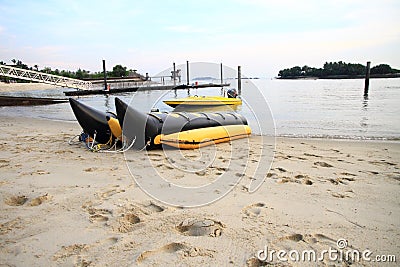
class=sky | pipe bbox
[0,0,399,78]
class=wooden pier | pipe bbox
[64,83,230,96]
[0,95,68,106]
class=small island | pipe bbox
[277,61,400,79]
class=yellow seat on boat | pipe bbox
[163,96,242,107]
[154,125,251,149]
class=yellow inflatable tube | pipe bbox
[154,125,251,149]
[107,116,123,140]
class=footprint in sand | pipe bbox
[52,244,89,261]
[340,172,357,177]
[275,167,287,172]
[19,169,50,176]
[277,177,291,184]
[124,213,141,224]
[137,242,188,263]
[112,213,141,233]
[111,201,166,232]
[83,167,100,172]
[312,233,337,243]
[242,202,267,217]
[388,174,400,181]
[36,169,50,175]
[328,178,339,185]
[4,195,28,206]
[176,218,224,237]
[28,193,52,206]
[276,233,337,246]
[0,159,10,168]
[304,153,322,158]
[246,257,269,267]
[278,233,304,242]
[85,207,112,223]
[277,175,313,186]
[156,164,174,170]
[294,174,313,185]
[328,177,355,185]
[303,179,313,185]
[331,192,352,198]
[369,160,397,167]
[96,187,125,200]
[147,153,163,158]
[339,177,355,184]
[136,242,215,263]
[195,170,207,176]
[89,214,109,223]
[0,217,22,235]
[141,201,165,214]
[95,237,119,247]
[314,161,333,168]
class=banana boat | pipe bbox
[69,98,117,144]
[69,97,250,150]
[163,89,241,108]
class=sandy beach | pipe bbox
[0,82,58,93]
[0,113,399,266]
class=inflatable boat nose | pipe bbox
[69,98,114,144]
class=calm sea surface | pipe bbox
[1,78,399,140]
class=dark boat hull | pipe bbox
[115,97,247,149]
[0,95,68,106]
[69,98,116,144]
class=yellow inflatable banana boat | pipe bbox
[154,125,251,149]
[163,96,242,108]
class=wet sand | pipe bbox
[0,82,58,93]
[0,115,399,266]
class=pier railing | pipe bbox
[0,65,92,90]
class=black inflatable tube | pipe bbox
[69,98,116,144]
[114,97,247,149]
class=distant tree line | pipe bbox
[0,59,142,83]
[278,61,400,79]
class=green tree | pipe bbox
[112,64,128,77]
[75,68,84,79]
[371,64,394,74]
[43,67,52,74]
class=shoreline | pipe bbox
[1,115,399,266]
[276,73,400,80]
[0,81,59,92]
[3,113,400,142]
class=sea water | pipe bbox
[1,78,399,140]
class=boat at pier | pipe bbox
[163,89,242,108]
